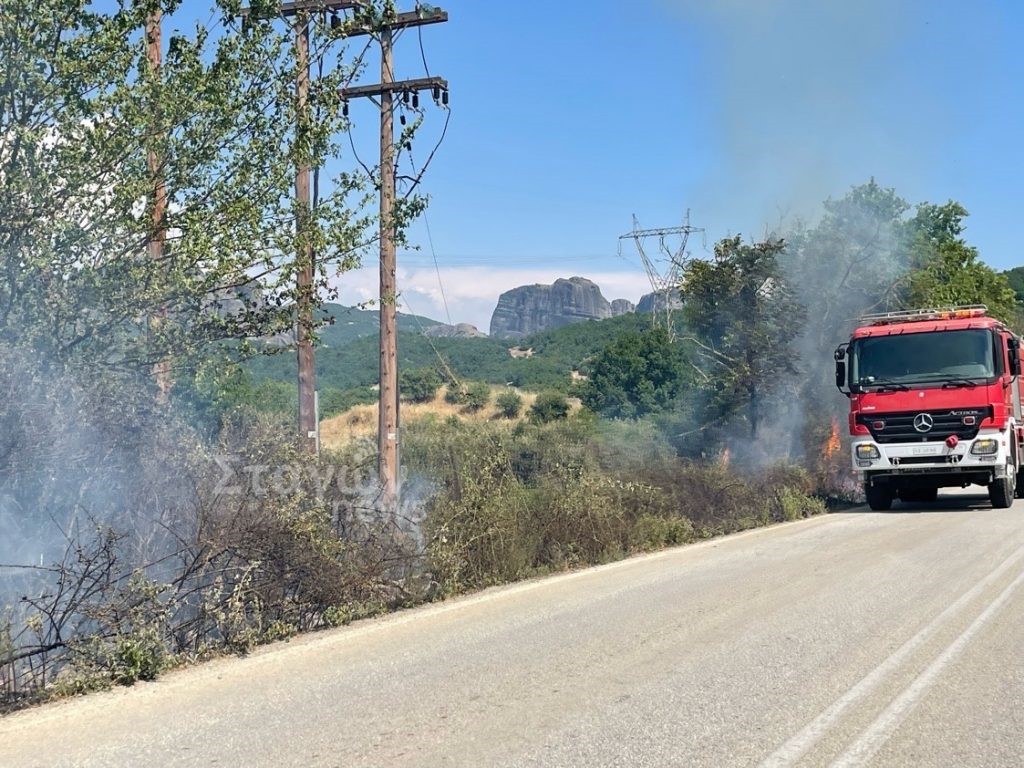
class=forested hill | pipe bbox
[315,303,444,344]
[246,307,667,394]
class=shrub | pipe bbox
[629,514,696,550]
[463,382,491,412]
[405,418,828,595]
[444,383,467,405]
[111,629,167,685]
[496,390,523,419]
[400,368,442,404]
[5,353,827,711]
[529,392,570,424]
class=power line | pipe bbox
[423,212,452,324]
[397,291,461,386]
[390,253,641,265]
[406,151,452,324]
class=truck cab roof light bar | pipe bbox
[859,305,988,326]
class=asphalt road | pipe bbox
[3,491,1024,767]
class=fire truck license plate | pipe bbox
[911,446,941,456]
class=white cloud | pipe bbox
[329,266,654,333]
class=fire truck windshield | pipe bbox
[850,329,996,388]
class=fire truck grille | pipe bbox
[857,407,992,444]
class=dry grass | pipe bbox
[320,386,578,450]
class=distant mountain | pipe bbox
[489,277,613,339]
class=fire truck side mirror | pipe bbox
[1010,339,1021,377]
[834,344,849,394]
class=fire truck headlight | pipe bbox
[856,444,881,460]
[971,439,999,456]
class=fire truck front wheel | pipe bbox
[864,482,893,511]
[989,465,1015,510]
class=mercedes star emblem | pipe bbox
[913,413,934,433]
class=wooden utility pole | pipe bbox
[146,9,172,401]
[340,4,448,506]
[238,1,449,496]
[378,25,399,497]
[294,12,318,454]
[239,1,365,452]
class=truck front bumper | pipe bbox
[851,429,1011,480]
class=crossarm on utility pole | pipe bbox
[346,8,447,34]
[239,4,447,33]
[341,76,448,101]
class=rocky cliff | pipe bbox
[611,299,635,316]
[637,289,683,314]
[489,277,613,339]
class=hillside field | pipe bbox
[319,385,584,449]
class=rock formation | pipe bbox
[489,277,613,339]
[610,299,635,316]
[636,288,683,314]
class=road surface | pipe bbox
[2,491,1024,767]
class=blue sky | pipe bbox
[166,1,1024,329]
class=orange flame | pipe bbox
[825,416,841,459]
[720,447,731,468]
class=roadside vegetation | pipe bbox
[407,417,824,594]
[3,0,1024,714]
[1,407,823,711]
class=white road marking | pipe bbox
[760,545,1024,768]
[830,564,1024,767]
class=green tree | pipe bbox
[1003,267,1024,304]
[581,327,689,418]
[903,202,1018,323]
[529,392,570,424]
[400,368,442,403]
[0,1,383,383]
[496,390,523,419]
[682,236,804,439]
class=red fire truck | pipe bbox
[835,306,1024,510]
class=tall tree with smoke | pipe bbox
[681,235,804,443]
[780,180,1019,465]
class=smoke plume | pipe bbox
[662,0,952,238]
